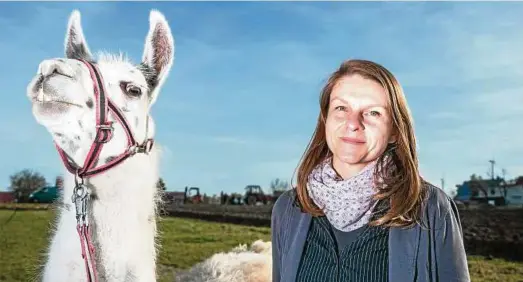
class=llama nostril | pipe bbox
[38,60,74,78]
[39,62,58,77]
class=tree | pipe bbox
[470,174,482,181]
[156,177,166,191]
[469,174,488,198]
[270,178,289,193]
[8,169,47,203]
[55,175,64,189]
[516,175,523,185]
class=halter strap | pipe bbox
[52,59,154,282]
[54,59,154,178]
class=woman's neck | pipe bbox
[331,156,375,179]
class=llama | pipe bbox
[26,9,174,282]
[175,239,273,282]
[28,8,273,282]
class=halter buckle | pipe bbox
[127,144,139,156]
[96,123,113,130]
[127,139,154,156]
[141,138,154,154]
[94,122,114,143]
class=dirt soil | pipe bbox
[459,208,523,261]
[165,204,523,261]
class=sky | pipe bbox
[0,2,522,196]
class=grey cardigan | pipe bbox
[271,183,471,282]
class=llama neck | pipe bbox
[62,147,161,214]
[60,147,160,281]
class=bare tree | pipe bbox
[469,174,488,198]
[156,177,166,191]
[500,169,508,199]
[270,178,289,193]
[8,169,47,203]
[55,175,64,189]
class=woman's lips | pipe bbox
[340,137,366,144]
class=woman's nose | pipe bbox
[345,113,363,131]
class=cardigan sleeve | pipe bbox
[271,194,285,282]
[434,194,471,282]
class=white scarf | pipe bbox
[307,156,379,232]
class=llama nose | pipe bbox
[38,59,74,78]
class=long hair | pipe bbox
[294,59,426,228]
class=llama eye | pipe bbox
[127,85,142,97]
[120,82,142,98]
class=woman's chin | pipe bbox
[333,153,365,165]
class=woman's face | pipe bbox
[325,74,396,178]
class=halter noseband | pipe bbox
[53,58,154,282]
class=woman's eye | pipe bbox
[368,110,381,117]
[334,105,346,111]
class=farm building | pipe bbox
[455,176,523,207]
[0,191,14,203]
[505,182,523,206]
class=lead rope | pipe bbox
[71,115,151,282]
[72,112,151,282]
[72,174,99,282]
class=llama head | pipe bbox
[27,9,174,166]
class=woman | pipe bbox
[271,59,470,282]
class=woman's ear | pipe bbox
[388,128,398,145]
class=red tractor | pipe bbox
[184,186,202,204]
[164,186,202,205]
[243,185,273,205]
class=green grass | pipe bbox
[0,209,270,282]
[467,256,523,282]
[156,216,270,281]
[0,210,522,282]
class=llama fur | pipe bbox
[175,240,272,282]
[27,9,174,282]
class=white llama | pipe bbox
[26,9,174,282]
[28,8,273,282]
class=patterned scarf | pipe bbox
[307,156,379,232]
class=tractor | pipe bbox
[163,186,203,205]
[243,185,272,205]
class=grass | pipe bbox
[0,209,270,282]
[467,256,523,282]
[0,210,522,282]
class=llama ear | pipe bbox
[141,9,175,105]
[64,10,93,61]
